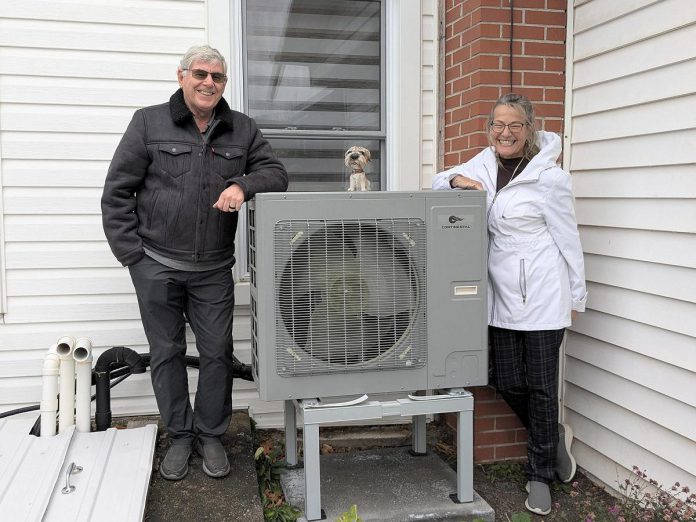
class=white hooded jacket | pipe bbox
[432,131,587,330]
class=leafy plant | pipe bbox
[609,466,696,522]
[336,504,362,522]
[254,439,300,522]
[480,460,527,487]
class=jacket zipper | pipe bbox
[519,258,527,304]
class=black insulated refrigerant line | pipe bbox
[94,346,147,431]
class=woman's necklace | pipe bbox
[507,157,525,183]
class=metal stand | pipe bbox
[284,389,474,521]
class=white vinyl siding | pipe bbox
[565,0,696,495]
[0,1,437,428]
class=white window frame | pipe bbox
[208,0,422,280]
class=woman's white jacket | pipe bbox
[432,131,587,331]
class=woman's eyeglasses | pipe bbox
[489,121,525,133]
[185,69,227,84]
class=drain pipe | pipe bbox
[73,338,93,433]
[94,346,147,431]
[40,344,60,437]
[56,336,76,433]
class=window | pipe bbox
[243,0,385,191]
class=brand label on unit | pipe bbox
[438,213,474,230]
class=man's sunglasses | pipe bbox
[185,68,227,84]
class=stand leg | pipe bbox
[456,409,474,502]
[303,423,322,520]
[411,415,427,455]
[284,400,297,466]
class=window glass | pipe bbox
[244,0,384,192]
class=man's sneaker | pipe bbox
[160,443,192,481]
[556,423,577,483]
[525,480,551,516]
[196,438,231,478]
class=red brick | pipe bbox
[524,9,566,26]
[515,0,547,7]
[480,7,523,24]
[524,41,565,57]
[546,26,566,42]
[470,132,492,147]
[543,119,564,134]
[495,443,528,460]
[454,77,472,94]
[445,93,461,110]
[512,86,544,102]
[534,102,564,118]
[474,417,496,432]
[472,385,497,401]
[546,0,568,9]
[513,25,545,40]
[475,429,519,446]
[511,56,544,71]
[460,148,482,162]
[545,57,565,72]
[544,87,565,102]
[475,445,495,463]
[477,69,514,86]
[495,414,525,430]
[444,153,460,168]
[523,71,564,87]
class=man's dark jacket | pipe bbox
[102,89,288,267]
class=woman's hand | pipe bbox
[450,175,483,191]
[571,310,578,322]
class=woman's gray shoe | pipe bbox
[160,443,192,481]
[556,423,577,483]
[525,480,551,515]
[197,439,231,478]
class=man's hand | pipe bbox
[450,175,483,190]
[213,183,245,212]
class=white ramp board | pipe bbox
[44,425,157,522]
[0,419,157,522]
[0,419,74,521]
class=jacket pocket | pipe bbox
[212,146,244,180]
[519,258,527,304]
[158,144,192,178]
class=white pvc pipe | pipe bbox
[73,337,93,433]
[56,336,76,433]
[40,344,60,437]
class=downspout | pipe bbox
[40,344,60,437]
[94,346,147,431]
[56,336,76,433]
[73,338,93,433]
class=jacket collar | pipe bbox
[169,88,235,130]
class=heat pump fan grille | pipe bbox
[274,218,426,377]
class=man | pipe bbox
[102,45,288,480]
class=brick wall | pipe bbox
[442,0,567,463]
[443,0,566,169]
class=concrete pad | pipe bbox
[281,447,495,522]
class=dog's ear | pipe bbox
[363,148,371,162]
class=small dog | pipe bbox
[345,146,371,192]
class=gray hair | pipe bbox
[179,45,227,74]
[488,93,540,159]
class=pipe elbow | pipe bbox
[73,337,93,363]
[43,345,60,374]
[95,346,146,374]
[55,336,76,360]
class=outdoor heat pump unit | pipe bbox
[248,191,489,401]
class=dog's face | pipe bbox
[344,146,371,171]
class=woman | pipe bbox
[433,93,587,516]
